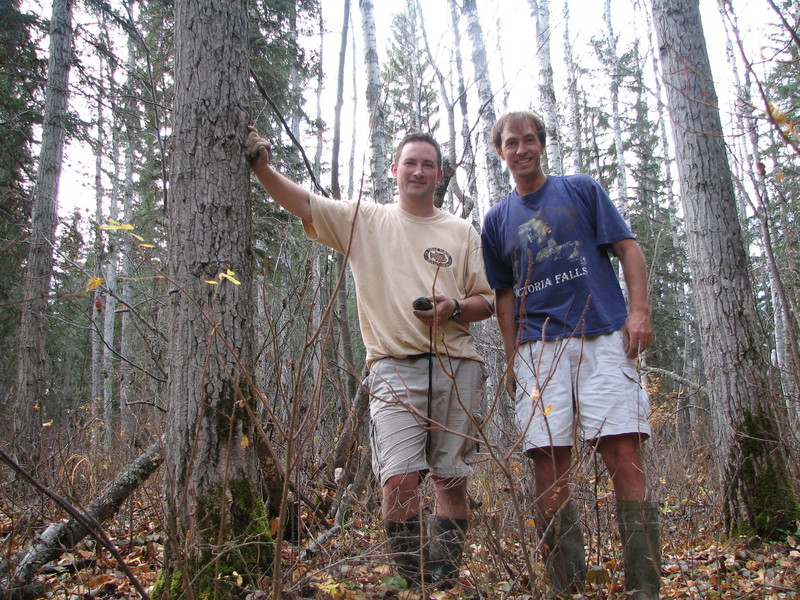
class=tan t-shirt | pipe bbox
[303,194,494,367]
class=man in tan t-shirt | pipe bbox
[247,127,494,590]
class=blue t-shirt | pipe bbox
[481,174,632,342]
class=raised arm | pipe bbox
[612,237,653,359]
[246,126,313,223]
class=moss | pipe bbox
[151,567,183,599]
[735,408,800,540]
[157,477,274,599]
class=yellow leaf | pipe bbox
[232,571,243,586]
[85,277,103,292]
[100,218,135,231]
[219,271,242,285]
[42,420,53,427]
[530,387,540,402]
[777,172,784,181]
[138,243,156,248]
[542,404,553,416]
[526,519,536,528]
[240,435,250,449]
[205,280,219,285]
[130,233,145,241]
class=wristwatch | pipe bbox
[449,298,462,321]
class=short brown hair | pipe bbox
[491,112,547,149]
[394,131,442,169]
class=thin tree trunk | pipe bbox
[119,1,137,441]
[462,0,507,205]
[528,0,563,174]
[603,0,629,215]
[359,0,391,204]
[91,98,105,449]
[449,0,479,223]
[562,1,583,173]
[652,0,800,537]
[14,0,74,466]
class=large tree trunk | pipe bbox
[158,1,271,597]
[13,0,73,466]
[652,0,800,537]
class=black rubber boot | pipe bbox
[538,502,586,598]
[617,501,661,600]
[425,516,468,590]
[384,519,422,588]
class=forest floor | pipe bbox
[3,474,800,600]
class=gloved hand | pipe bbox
[246,126,272,169]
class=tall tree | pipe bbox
[528,0,563,174]
[462,0,507,205]
[359,0,391,204]
[13,0,73,465]
[601,0,629,214]
[382,0,439,138]
[652,0,800,537]
[157,0,272,596]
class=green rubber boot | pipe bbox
[384,519,422,588]
[617,501,661,600]
[538,502,586,598]
[426,516,468,590]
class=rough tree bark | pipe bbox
[652,0,800,537]
[13,0,73,467]
[157,1,272,597]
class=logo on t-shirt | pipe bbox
[424,247,453,267]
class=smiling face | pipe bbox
[496,120,547,196]
[391,140,443,212]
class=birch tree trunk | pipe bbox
[603,0,629,214]
[652,0,800,537]
[119,2,137,440]
[718,0,800,426]
[562,1,583,173]
[91,97,105,447]
[449,0,479,223]
[158,1,272,596]
[462,0,507,205]
[13,0,73,466]
[528,0,563,174]
[359,0,391,204]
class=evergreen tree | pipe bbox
[0,0,46,426]
[381,0,439,140]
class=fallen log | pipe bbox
[0,440,163,598]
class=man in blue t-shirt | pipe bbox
[482,112,660,600]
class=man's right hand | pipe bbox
[246,126,272,170]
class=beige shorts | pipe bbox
[368,356,486,485]
[513,330,651,450]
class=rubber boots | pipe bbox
[384,519,422,587]
[617,501,661,600]
[538,502,587,598]
[426,516,469,590]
